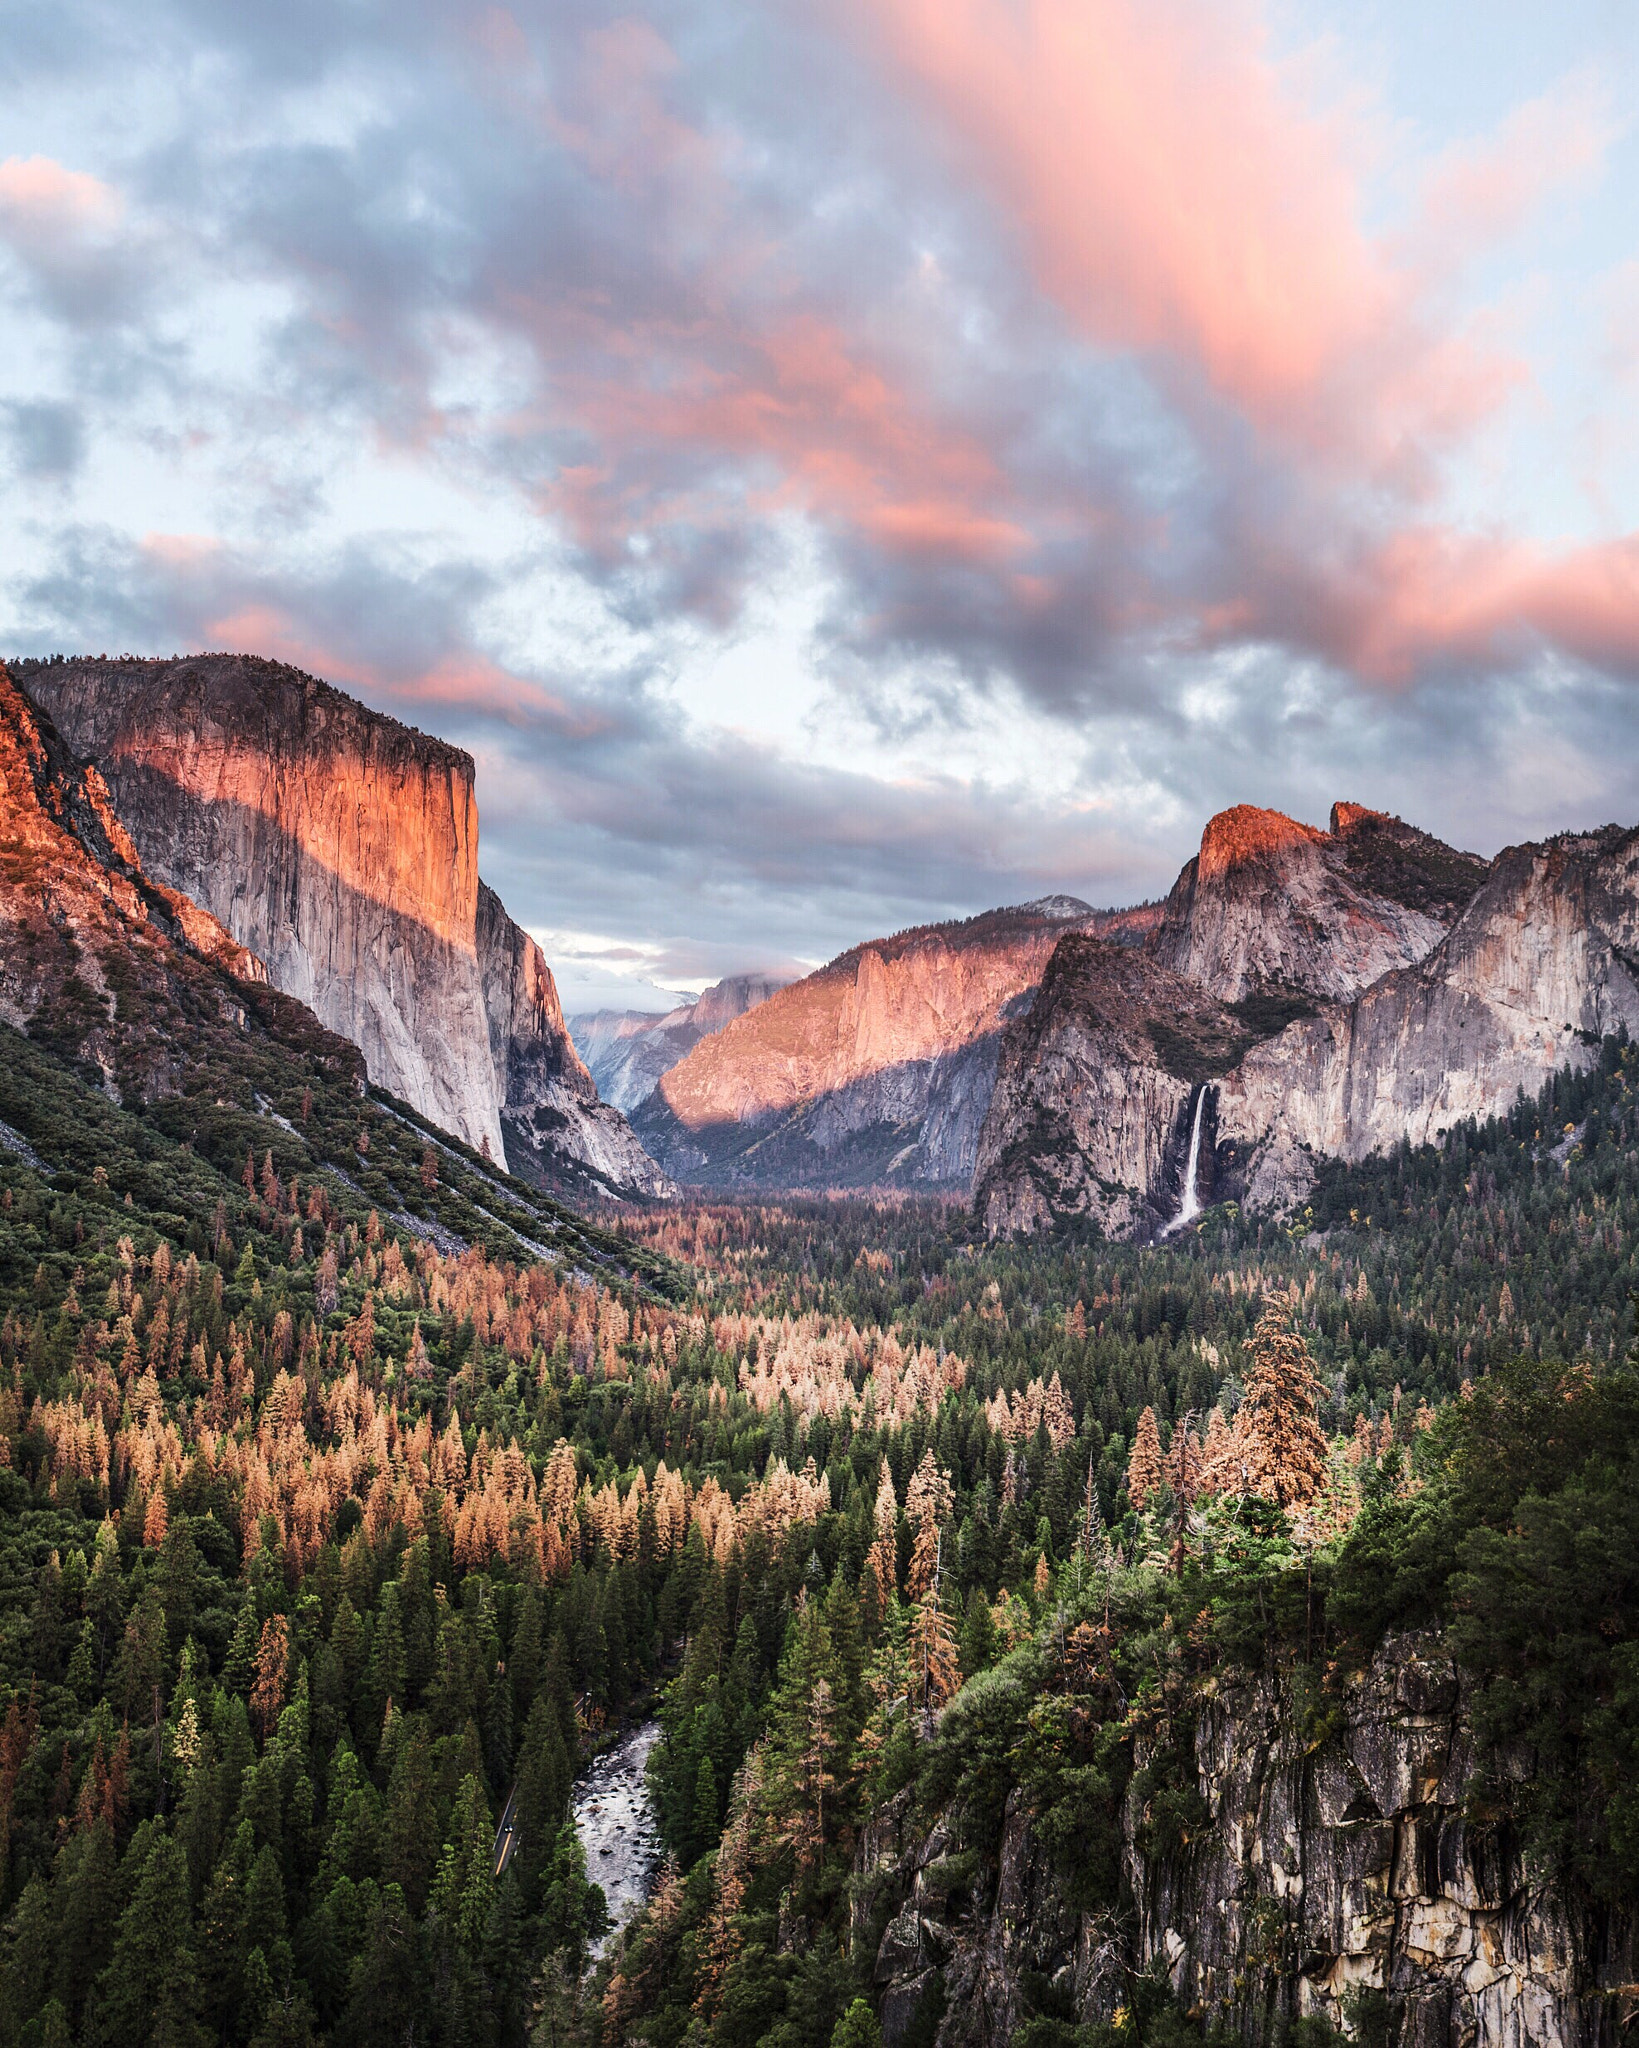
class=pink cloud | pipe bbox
[1418,73,1613,251]
[1204,524,1639,684]
[523,299,1031,570]
[0,155,121,239]
[849,0,1553,483]
[463,9,1639,693]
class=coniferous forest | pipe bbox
[2,1011,1638,2048]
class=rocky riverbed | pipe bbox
[572,1720,664,1958]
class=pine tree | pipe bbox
[908,1589,960,1726]
[1238,1292,1330,1508]
[904,1451,954,1601]
[760,1597,849,1878]
[1079,1458,1112,1573]
[429,1773,495,1955]
[1127,1406,1163,1508]
[864,1458,897,1617]
[93,1835,207,2048]
[832,1998,883,2048]
[692,1754,719,1852]
[250,1616,290,1740]
[405,1319,432,1380]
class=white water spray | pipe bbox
[1166,1086,1208,1234]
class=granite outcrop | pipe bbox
[18,655,669,1200]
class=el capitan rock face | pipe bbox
[19,655,670,1201]
[633,901,1160,1189]
[977,799,1639,1236]
[0,663,356,1105]
[571,972,791,1113]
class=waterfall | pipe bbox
[1166,1086,1209,1234]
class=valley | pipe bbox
[2,655,1637,2048]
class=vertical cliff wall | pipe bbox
[634,902,1160,1189]
[858,1634,1635,2048]
[973,806,1639,1237]
[475,881,673,1197]
[19,655,669,1198]
[1150,804,1481,1004]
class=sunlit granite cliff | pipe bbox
[976,801,1639,1236]
[633,900,1162,1188]
[571,972,791,1113]
[19,655,670,1201]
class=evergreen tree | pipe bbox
[831,1998,882,2048]
[94,1836,207,2048]
[1238,1294,1329,1509]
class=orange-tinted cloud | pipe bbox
[522,295,1031,573]
[1203,524,1639,684]
[850,0,1582,484]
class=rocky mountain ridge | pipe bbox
[17,655,670,1203]
[634,900,1162,1189]
[571,971,791,1112]
[976,800,1639,1236]
[1151,802,1488,1003]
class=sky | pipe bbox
[3,0,1639,1013]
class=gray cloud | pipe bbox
[1,0,1637,986]
[3,400,83,479]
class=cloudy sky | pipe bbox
[4,0,1639,1010]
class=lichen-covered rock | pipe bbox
[861,1635,1637,2048]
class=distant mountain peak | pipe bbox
[1016,893,1094,919]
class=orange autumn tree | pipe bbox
[250,1614,290,1739]
[1238,1291,1330,1509]
[904,1449,954,1601]
[865,1456,898,1615]
[1126,1405,1163,1509]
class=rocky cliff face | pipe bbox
[572,972,790,1112]
[634,902,1159,1189]
[972,938,1248,1238]
[859,1634,1634,2048]
[19,655,668,1200]
[1216,828,1639,1215]
[974,803,1546,1236]
[476,883,675,1199]
[1151,804,1485,1003]
[0,663,333,1101]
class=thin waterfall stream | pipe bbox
[1164,1085,1208,1234]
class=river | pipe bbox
[571,1719,664,1958]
